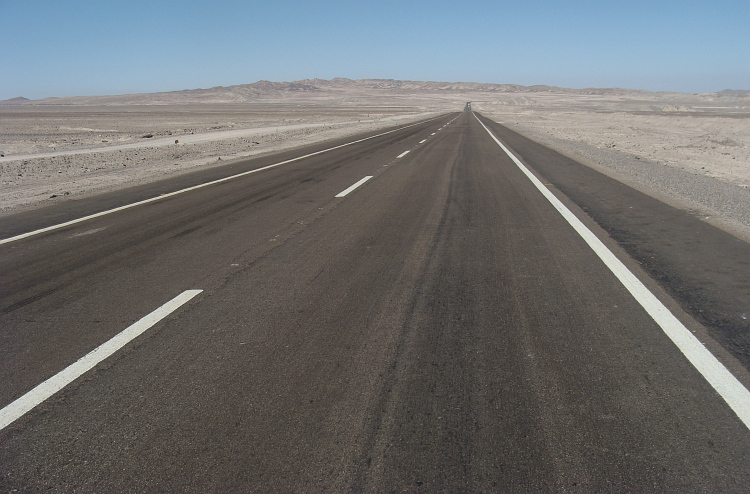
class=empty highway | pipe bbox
[1,111,749,491]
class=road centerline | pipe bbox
[0,115,448,246]
[335,176,373,198]
[0,289,203,431]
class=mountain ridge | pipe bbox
[2,78,747,106]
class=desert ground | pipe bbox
[0,103,441,213]
[1,79,748,240]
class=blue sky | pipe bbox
[1,0,748,100]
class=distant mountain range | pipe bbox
[717,89,750,97]
[2,78,748,106]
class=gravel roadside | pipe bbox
[0,112,440,214]
[483,114,750,243]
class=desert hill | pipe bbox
[3,78,748,107]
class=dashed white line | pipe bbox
[475,113,750,431]
[419,139,427,144]
[0,116,448,245]
[397,150,410,159]
[0,289,203,431]
[335,176,373,198]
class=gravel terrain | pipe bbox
[0,105,440,213]
[483,113,750,241]
[474,96,750,242]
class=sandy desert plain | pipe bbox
[1,79,749,241]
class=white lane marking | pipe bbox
[0,289,202,431]
[0,116,449,245]
[474,113,750,431]
[397,150,410,159]
[431,133,436,136]
[335,176,373,198]
[419,139,427,144]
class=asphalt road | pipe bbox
[1,111,749,492]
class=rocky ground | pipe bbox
[0,104,442,213]
[474,97,750,241]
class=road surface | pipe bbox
[1,111,749,491]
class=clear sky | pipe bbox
[1,0,748,100]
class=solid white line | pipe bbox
[0,289,203,431]
[0,116,447,245]
[419,139,427,144]
[474,113,750,431]
[397,150,410,158]
[335,176,373,198]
